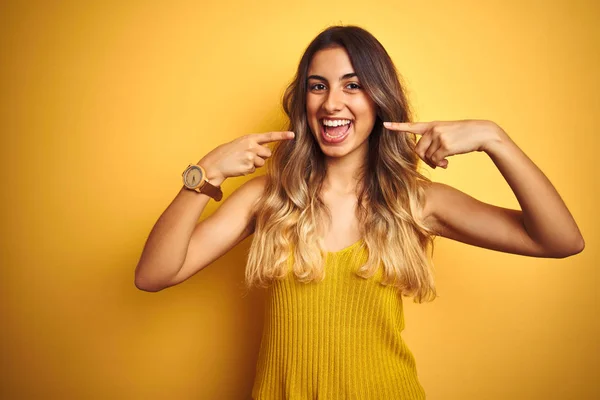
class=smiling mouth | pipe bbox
[320,120,353,143]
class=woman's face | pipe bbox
[306,46,377,158]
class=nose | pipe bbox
[322,87,344,113]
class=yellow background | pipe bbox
[1,0,598,399]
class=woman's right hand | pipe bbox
[197,131,295,182]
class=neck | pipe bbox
[322,142,368,195]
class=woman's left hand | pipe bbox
[383,119,506,169]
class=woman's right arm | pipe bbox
[134,131,294,292]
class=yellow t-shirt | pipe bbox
[251,240,426,399]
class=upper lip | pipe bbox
[320,117,353,123]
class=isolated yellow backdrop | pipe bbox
[1,0,598,399]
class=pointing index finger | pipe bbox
[384,121,430,134]
[255,131,295,144]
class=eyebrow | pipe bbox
[307,72,358,82]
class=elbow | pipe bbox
[570,236,586,256]
[134,280,164,292]
[134,268,168,292]
[549,236,585,259]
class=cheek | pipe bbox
[305,101,319,134]
[353,100,377,127]
[305,97,319,116]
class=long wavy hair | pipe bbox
[244,25,438,303]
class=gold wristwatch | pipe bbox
[182,164,223,201]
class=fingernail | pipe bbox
[383,122,392,128]
[288,132,295,138]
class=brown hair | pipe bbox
[245,25,438,303]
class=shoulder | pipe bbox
[245,173,269,191]
[216,174,268,228]
[238,174,269,206]
[420,181,452,234]
[239,174,269,232]
[420,180,493,236]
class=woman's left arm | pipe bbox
[384,119,585,258]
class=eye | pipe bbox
[309,83,326,91]
[346,82,362,90]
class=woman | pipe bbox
[134,25,585,399]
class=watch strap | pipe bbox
[197,181,223,201]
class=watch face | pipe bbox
[184,165,204,188]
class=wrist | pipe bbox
[482,123,511,155]
[196,160,225,186]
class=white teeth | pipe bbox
[322,119,351,127]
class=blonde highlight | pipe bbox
[244,25,439,303]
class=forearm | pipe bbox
[134,187,209,291]
[484,125,585,255]
[134,166,225,291]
